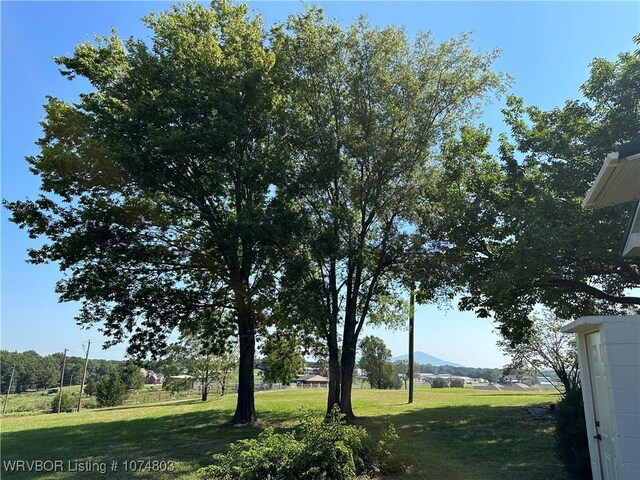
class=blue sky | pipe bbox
[2,1,638,367]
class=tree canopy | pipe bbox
[5,1,290,424]
[161,332,238,400]
[271,7,506,419]
[358,336,400,390]
[500,310,579,393]
[422,41,640,344]
[260,332,306,385]
[6,1,560,423]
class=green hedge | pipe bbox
[199,407,403,480]
[555,387,592,479]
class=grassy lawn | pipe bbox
[0,387,202,415]
[1,388,568,479]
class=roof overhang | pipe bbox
[582,149,640,209]
[622,201,640,257]
[582,139,640,258]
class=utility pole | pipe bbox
[77,341,91,412]
[57,348,67,414]
[2,365,16,415]
[408,288,415,404]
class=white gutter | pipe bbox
[583,152,640,209]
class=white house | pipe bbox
[564,140,640,480]
[562,316,640,480]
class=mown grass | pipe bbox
[0,387,203,415]
[1,388,567,479]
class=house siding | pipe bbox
[563,315,640,480]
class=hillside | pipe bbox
[391,351,462,367]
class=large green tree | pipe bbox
[500,310,578,394]
[358,335,399,390]
[424,41,640,345]
[272,8,505,419]
[5,1,290,424]
[162,333,238,401]
[120,361,146,390]
[261,332,306,385]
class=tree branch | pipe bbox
[543,278,640,305]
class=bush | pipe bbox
[555,387,592,479]
[431,377,449,388]
[166,377,192,394]
[95,370,128,407]
[81,398,97,409]
[450,378,465,388]
[199,407,403,480]
[379,363,403,390]
[121,361,146,390]
[50,391,77,413]
[83,378,96,397]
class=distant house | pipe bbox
[537,377,558,389]
[296,374,329,387]
[417,373,472,385]
[141,369,164,385]
[502,374,519,383]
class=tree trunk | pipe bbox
[326,327,341,416]
[326,258,341,416]
[339,348,356,422]
[202,383,208,402]
[409,289,415,404]
[232,317,256,424]
[339,325,357,422]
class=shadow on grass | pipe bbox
[2,399,567,480]
[468,393,558,398]
[356,404,567,480]
[1,404,294,479]
[100,397,206,412]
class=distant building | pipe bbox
[474,383,532,391]
[417,373,472,385]
[140,369,164,385]
[296,374,329,387]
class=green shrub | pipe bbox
[50,392,77,413]
[83,378,96,396]
[199,407,403,480]
[555,387,592,479]
[121,361,146,390]
[450,378,465,388]
[166,377,192,394]
[379,363,403,390]
[431,377,449,388]
[81,398,97,409]
[95,370,128,407]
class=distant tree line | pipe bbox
[0,350,146,394]
[415,364,502,383]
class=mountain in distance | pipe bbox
[391,351,463,367]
